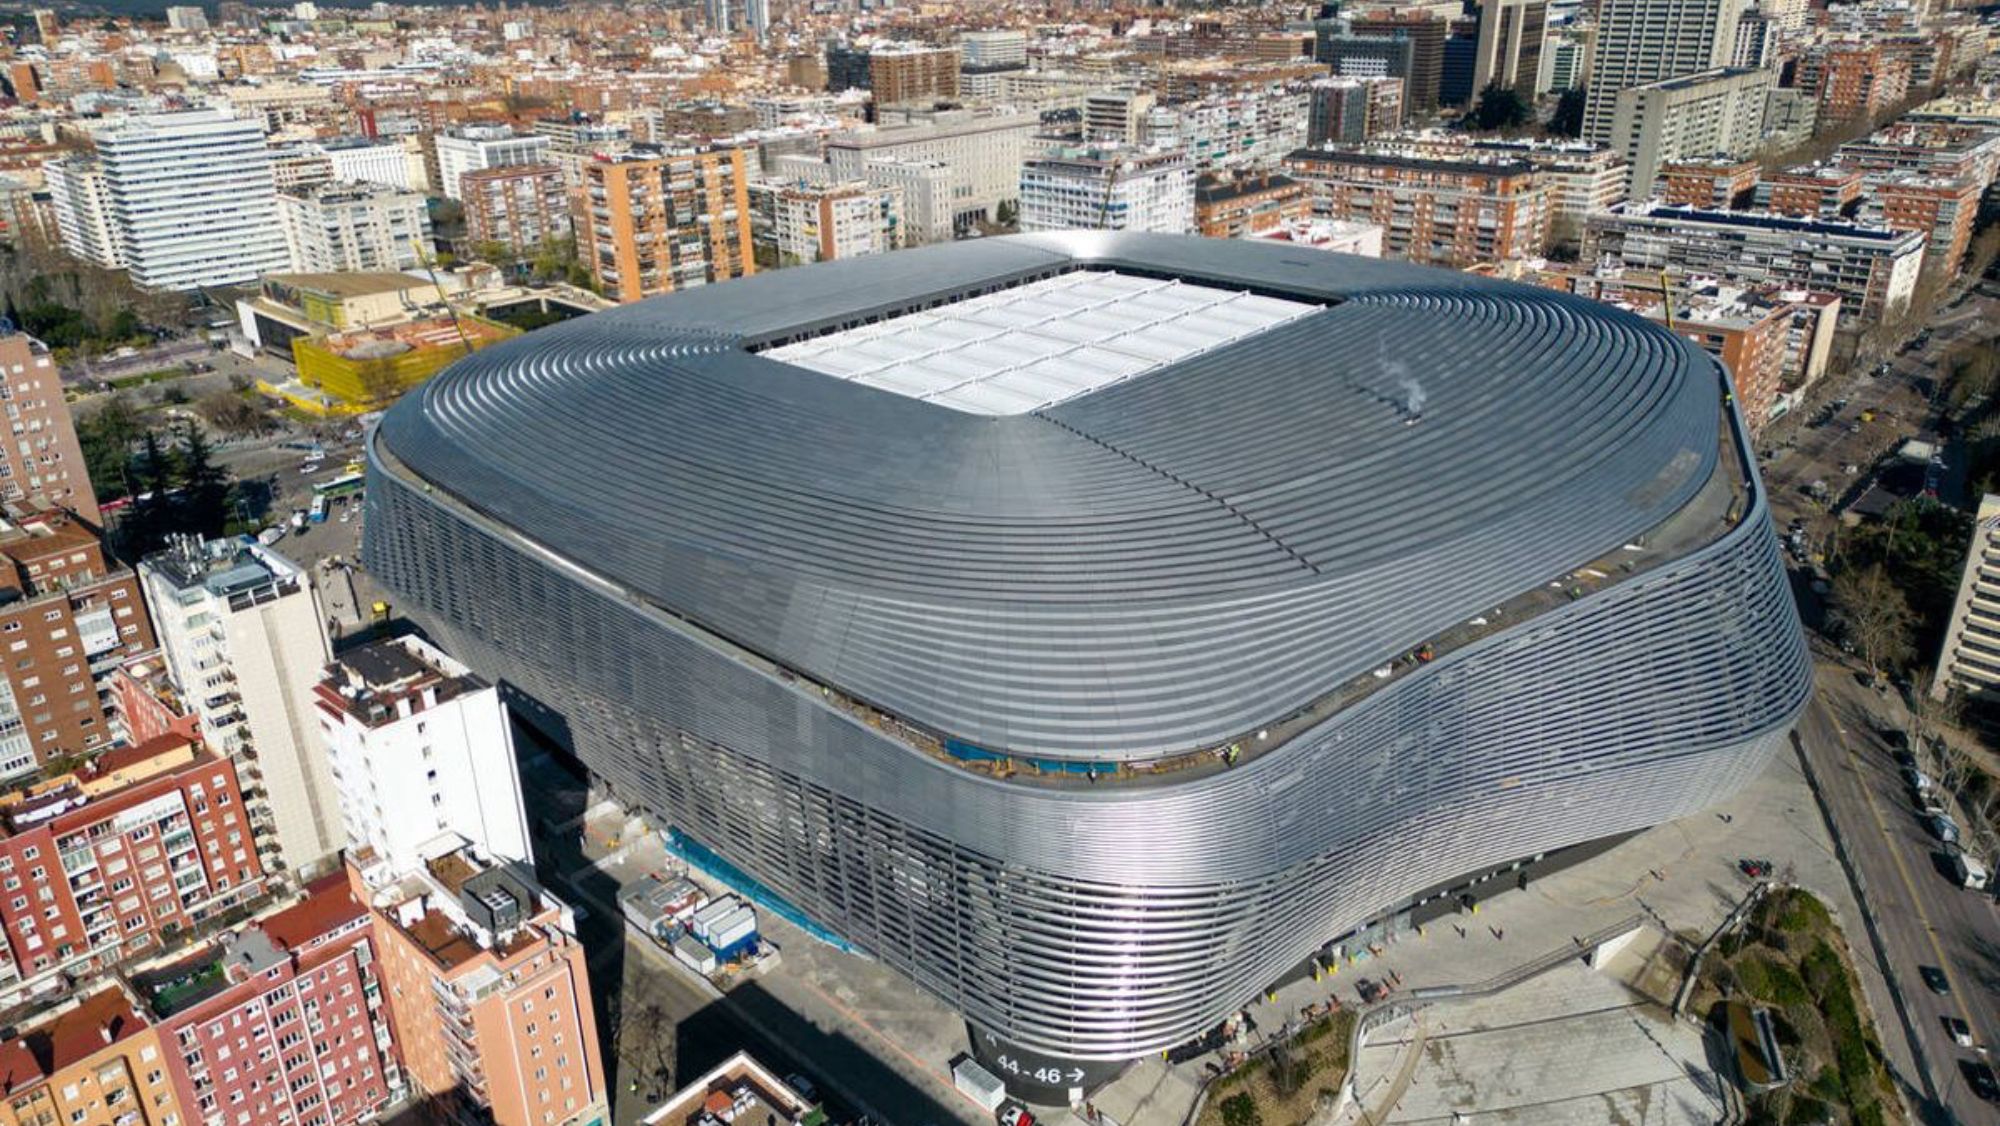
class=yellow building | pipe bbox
[285,316,516,414]
[0,988,184,1126]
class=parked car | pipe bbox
[1927,813,1961,845]
[1921,965,1951,995]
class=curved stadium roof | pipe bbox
[378,232,1724,761]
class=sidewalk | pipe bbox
[1092,738,1863,1122]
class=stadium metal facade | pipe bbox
[363,232,1810,1085]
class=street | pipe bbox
[1796,664,2000,1124]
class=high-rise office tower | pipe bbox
[1582,0,1748,144]
[1473,0,1550,97]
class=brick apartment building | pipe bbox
[355,845,604,1126]
[0,335,97,526]
[0,507,155,777]
[138,873,404,1126]
[1657,158,1761,210]
[1808,43,1912,127]
[581,146,754,303]
[1873,174,1981,277]
[0,987,185,1126]
[1283,148,1547,267]
[461,164,572,254]
[1760,164,1865,219]
[1194,173,1311,238]
[868,44,960,106]
[0,735,264,1005]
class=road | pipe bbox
[1797,666,2000,1125]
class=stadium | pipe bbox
[363,232,1811,1091]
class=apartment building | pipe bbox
[0,734,263,1003]
[138,537,338,879]
[1637,287,1789,429]
[140,873,404,1126]
[434,125,551,202]
[1582,0,1747,144]
[0,988,184,1126]
[1245,217,1386,256]
[1760,164,1865,218]
[825,111,1036,239]
[1195,173,1312,239]
[461,164,571,253]
[761,180,904,263]
[1658,158,1762,209]
[1871,174,1981,276]
[1140,87,1311,174]
[313,635,532,877]
[868,43,960,106]
[580,146,754,303]
[1932,493,2000,703]
[0,507,153,775]
[1583,202,1924,321]
[1083,91,1154,144]
[1018,145,1195,235]
[324,138,416,190]
[277,182,430,274]
[93,109,289,291]
[1542,25,1595,91]
[1807,43,1912,127]
[1835,124,2000,190]
[1607,67,1774,195]
[1395,135,1627,226]
[1284,148,1548,267]
[354,845,604,1126]
[959,30,1027,68]
[43,156,120,269]
[1306,76,1405,146]
[0,335,97,525]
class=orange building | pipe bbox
[1874,174,1980,277]
[355,846,605,1126]
[1657,159,1761,210]
[1812,44,1912,126]
[1762,165,1864,219]
[0,988,184,1126]
[1639,293,1788,432]
[0,335,98,525]
[582,146,754,303]
[867,44,960,106]
[1283,149,1546,267]
[1195,173,1312,239]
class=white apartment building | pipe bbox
[43,155,122,268]
[960,29,1028,67]
[1583,201,1924,321]
[1582,0,1748,144]
[861,158,954,244]
[1608,66,1775,194]
[165,4,208,31]
[324,137,415,189]
[826,111,1037,239]
[434,124,551,200]
[1141,87,1311,174]
[277,181,430,273]
[1019,145,1195,234]
[94,108,289,291]
[765,180,904,263]
[139,536,341,879]
[314,634,533,876]
[1932,494,2000,702]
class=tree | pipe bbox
[1546,87,1586,138]
[175,419,230,538]
[1219,1093,1262,1126]
[1469,82,1532,132]
[75,394,148,504]
[1831,564,1915,677]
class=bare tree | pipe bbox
[1831,565,1916,678]
[1908,673,1962,767]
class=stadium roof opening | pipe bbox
[764,270,1321,415]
